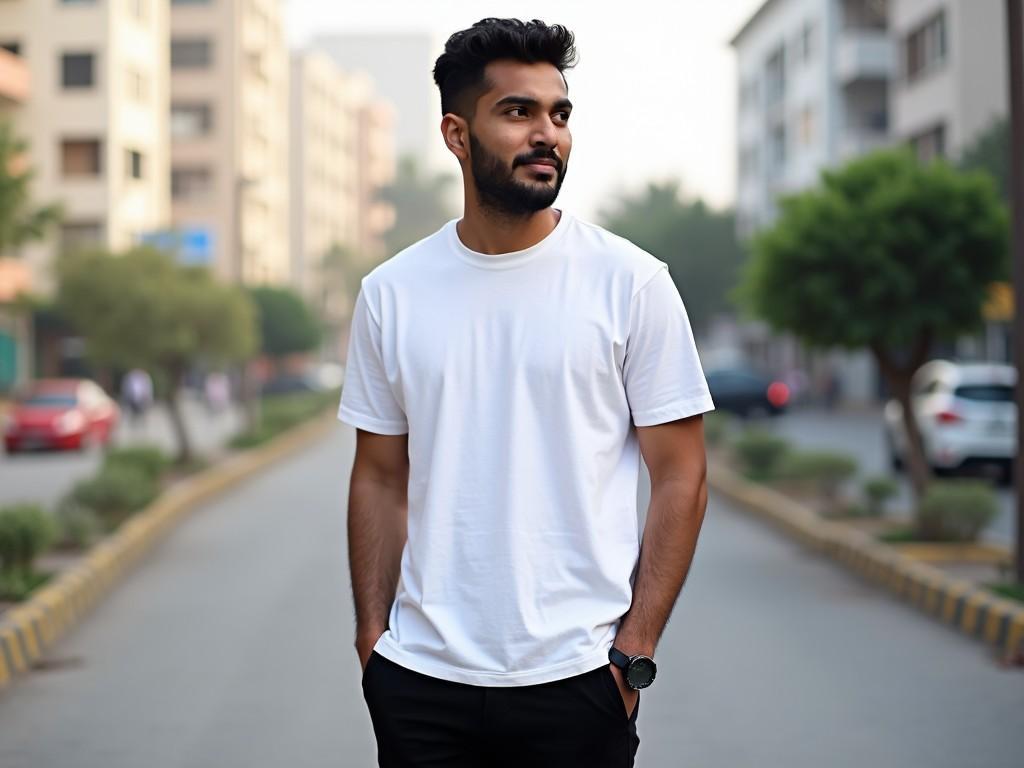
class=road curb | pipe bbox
[708,461,1024,663]
[0,411,338,690]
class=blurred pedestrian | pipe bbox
[204,371,231,415]
[121,368,153,426]
[341,19,713,767]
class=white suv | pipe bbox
[883,360,1016,482]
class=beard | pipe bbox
[469,133,568,218]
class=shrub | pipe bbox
[733,429,791,481]
[102,445,170,482]
[54,496,102,550]
[862,476,900,518]
[0,504,57,574]
[915,480,998,542]
[779,451,859,510]
[703,411,732,450]
[230,388,339,449]
[70,464,158,529]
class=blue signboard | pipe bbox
[139,228,215,266]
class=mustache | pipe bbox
[512,149,563,173]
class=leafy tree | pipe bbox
[56,247,257,463]
[599,181,746,335]
[959,117,1009,203]
[735,149,1007,497]
[248,285,322,359]
[0,119,61,258]
[379,155,458,255]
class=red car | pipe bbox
[3,379,120,453]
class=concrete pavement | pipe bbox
[0,424,1021,766]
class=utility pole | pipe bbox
[1007,0,1024,583]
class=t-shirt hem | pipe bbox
[371,638,613,687]
[337,405,409,435]
[632,393,716,427]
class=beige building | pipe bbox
[0,0,170,292]
[169,0,289,284]
[889,0,1008,161]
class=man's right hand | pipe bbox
[356,629,385,671]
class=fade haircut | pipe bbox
[432,18,578,119]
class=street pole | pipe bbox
[1007,0,1024,583]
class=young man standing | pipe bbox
[340,18,714,767]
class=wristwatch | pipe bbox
[608,646,657,690]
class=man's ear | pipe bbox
[441,114,470,161]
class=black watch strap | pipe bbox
[608,646,631,670]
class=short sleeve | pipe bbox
[623,266,715,426]
[338,289,409,435]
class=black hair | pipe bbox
[432,18,578,118]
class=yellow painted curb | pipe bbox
[0,409,338,690]
[708,459,1024,663]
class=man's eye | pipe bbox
[554,112,571,123]
[508,107,528,117]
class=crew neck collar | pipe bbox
[448,210,570,270]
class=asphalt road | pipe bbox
[0,394,243,511]
[0,421,1021,767]
[762,406,1015,546]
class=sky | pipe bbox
[286,0,765,221]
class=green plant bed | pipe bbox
[987,582,1024,604]
[230,389,339,449]
[877,527,921,544]
[0,569,52,602]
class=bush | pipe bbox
[102,445,170,482]
[778,451,859,510]
[703,411,732,450]
[54,497,102,550]
[915,480,998,542]
[862,476,900,518]
[230,388,339,449]
[733,429,791,481]
[70,463,158,529]
[0,504,57,574]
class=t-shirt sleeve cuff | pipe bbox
[630,393,716,427]
[337,404,409,435]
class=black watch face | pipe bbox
[626,656,656,689]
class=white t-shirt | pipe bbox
[339,211,714,686]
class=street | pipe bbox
[762,406,1016,546]
[0,394,243,510]
[0,420,1020,767]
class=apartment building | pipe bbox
[0,0,170,292]
[169,0,289,284]
[733,0,894,237]
[889,0,1007,162]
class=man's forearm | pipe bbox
[347,473,408,639]
[614,471,708,656]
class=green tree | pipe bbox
[599,181,746,335]
[0,119,61,258]
[959,117,1009,203]
[248,285,322,359]
[379,155,458,255]
[735,149,1007,497]
[56,247,257,463]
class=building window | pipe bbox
[905,12,947,82]
[171,166,213,200]
[798,22,814,64]
[0,42,21,56]
[126,149,144,180]
[769,123,787,172]
[910,123,946,162]
[170,103,213,138]
[126,68,148,101]
[764,46,786,106]
[739,144,760,179]
[798,106,815,146]
[61,139,102,177]
[171,38,212,69]
[60,221,104,253]
[129,0,148,21]
[61,52,95,88]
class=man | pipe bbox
[340,18,713,767]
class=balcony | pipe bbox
[839,128,891,160]
[836,29,894,84]
[0,47,30,104]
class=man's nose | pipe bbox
[530,116,559,147]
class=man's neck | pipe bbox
[456,206,561,255]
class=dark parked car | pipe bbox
[3,378,120,453]
[705,368,789,418]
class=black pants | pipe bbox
[362,652,640,767]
